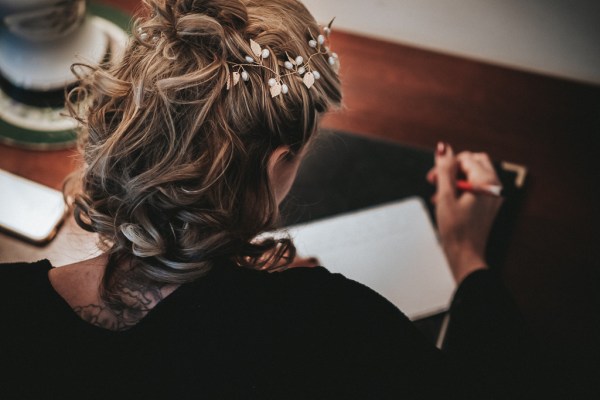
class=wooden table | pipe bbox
[1,0,598,376]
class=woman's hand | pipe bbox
[427,142,503,284]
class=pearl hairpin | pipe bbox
[226,18,339,97]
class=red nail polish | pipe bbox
[436,142,446,155]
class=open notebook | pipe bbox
[280,197,456,320]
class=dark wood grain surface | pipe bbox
[1,0,598,372]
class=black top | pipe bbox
[0,260,535,399]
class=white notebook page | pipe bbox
[282,197,456,320]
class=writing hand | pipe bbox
[429,142,503,284]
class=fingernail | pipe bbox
[436,142,446,156]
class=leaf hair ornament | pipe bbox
[226,18,339,97]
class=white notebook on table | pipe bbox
[281,197,456,320]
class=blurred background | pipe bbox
[304,0,600,85]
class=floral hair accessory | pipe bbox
[226,18,339,97]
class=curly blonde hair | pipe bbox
[66,0,341,303]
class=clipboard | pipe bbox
[280,196,457,321]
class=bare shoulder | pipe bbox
[48,254,178,331]
[48,255,107,301]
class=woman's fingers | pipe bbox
[426,167,437,184]
[434,142,457,203]
[429,147,500,205]
[456,151,500,185]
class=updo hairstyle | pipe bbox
[66,0,342,300]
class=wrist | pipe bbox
[443,244,488,284]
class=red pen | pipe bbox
[456,180,504,197]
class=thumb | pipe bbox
[435,142,457,202]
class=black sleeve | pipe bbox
[294,272,476,399]
[296,268,545,399]
[442,269,541,398]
